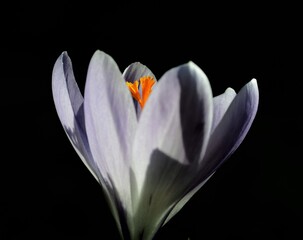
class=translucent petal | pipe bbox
[130,62,213,240]
[200,79,259,178]
[52,52,99,181]
[84,50,138,215]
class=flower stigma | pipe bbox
[126,76,156,109]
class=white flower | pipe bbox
[52,50,259,240]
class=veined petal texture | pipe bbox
[52,52,99,181]
[84,51,138,215]
[52,49,259,240]
[200,79,259,179]
[130,62,213,240]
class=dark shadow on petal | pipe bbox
[64,125,129,239]
[133,99,141,119]
[62,53,83,118]
[61,53,87,134]
[106,176,132,240]
[75,103,86,134]
[65,126,81,151]
[178,66,205,163]
[198,81,258,184]
[133,149,195,240]
[64,124,100,181]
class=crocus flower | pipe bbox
[52,50,259,240]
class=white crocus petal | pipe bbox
[162,88,236,225]
[52,52,99,181]
[165,80,258,226]
[200,79,259,177]
[131,62,213,240]
[84,50,137,218]
[212,87,237,132]
[123,62,156,83]
[52,52,121,233]
[133,61,213,192]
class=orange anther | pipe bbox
[126,76,156,109]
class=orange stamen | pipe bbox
[126,76,156,109]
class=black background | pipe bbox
[1,1,302,239]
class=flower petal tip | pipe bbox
[186,61,200,71]
[91,50,107,61]
[242,78,259,115]
[250,78,257,86]
[92,49,102,57]
[248,79,258,93]
[184,61,208,78]
[60,51,70,63]
[248,78,259,95]
[225,87,236,94]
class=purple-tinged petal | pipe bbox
[52,52,124,233]
[130,62,213,240]
[84,50,137,213]
[200,79,259,178]
[122,62,156,83]
[52,52,100,182]
[212,88,236,133]
[133,61,213,182]
[163,80,257,228]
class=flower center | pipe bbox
[126,76,156,109]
